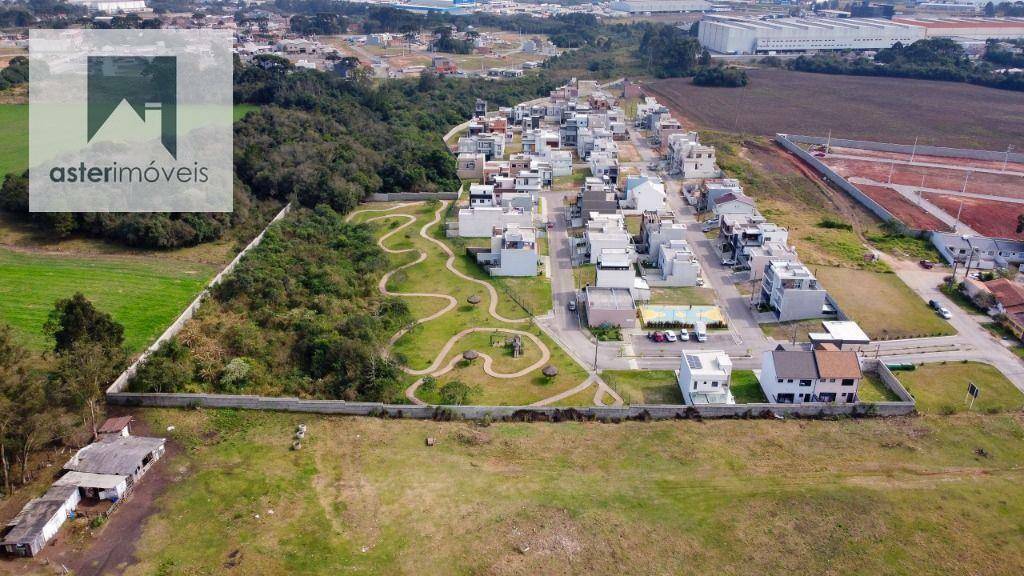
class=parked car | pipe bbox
[813,152,826,158]
[928,299,941,310]
[664,331,678,343]
[646,332,656,341]
[567,300,577,312]
[721,258,737,267]
[919,260,934,269]
[694,322,708,342]
[678,330,690,341]
[546,220,554,229]
[938,307,953,319]
[652,331,667,343]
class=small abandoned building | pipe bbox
[1,426,165,557]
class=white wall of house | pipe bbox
[458,207,533,238]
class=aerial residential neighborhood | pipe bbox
[1,0,1024,573]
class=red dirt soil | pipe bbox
[923,193,1024,240]
[856,184,951,232]
[824,157,1024,201]
[827,146,1024,173]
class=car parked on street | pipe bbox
[919,260,934,269]
[938,307,953,319]
[721,258,737,267]
[567,300,577,312]
[678,330,689,341]
[928,299,941,310]
[652,332,666,343]
[664,331,678,343]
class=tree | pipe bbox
[44,293,125,354]
[438,379,477,405]
[984,1,996,17]
[1017,213,1024,234]
[0,324,25,494]
[698,49,711,67]
[51,341,127,440]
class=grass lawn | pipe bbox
[941,283,986,316]
[858,371,901,402]
[115,408,1024,576]
[0,104,27,179]
[602,370,683,404]
[814,266,954,340]
[649,286,716,306]
[731,370,767,403]
[897,362,1024,414]
[624,214,642,235]
[574,263,596,290]
[0,248,215,352]
[549,383,598,407]
[351,202,583,405]
[760,319,823,343]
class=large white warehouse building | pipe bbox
[698,16,926,54]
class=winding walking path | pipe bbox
[348,201,578,406]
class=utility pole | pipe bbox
[1004,144,1015,173]
[825,129,832,154]
[887,160,895,184]
[909,136,919,164]
[955,199,965,232]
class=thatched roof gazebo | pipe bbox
[542,365,558,378]
[467,295,482,305]
[463,350,480,361]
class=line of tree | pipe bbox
[788,38,1024,92]
[0,294,126,495]
[983,38,1024,68]
[692,65,749,87]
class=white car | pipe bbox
[664,331,678,343]
[678,330,690,341]
[721,258,737,267]
[938,307,952,320]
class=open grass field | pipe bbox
[349,202,584,406]
[0,248,216,352]
[646,69,1024,150]
[602,370,682,404]
[76,407,1024,576]
[897,362,1024,414]
[815,266,954,340]
[0,103,27,179]
[648,286,716,306]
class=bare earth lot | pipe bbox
[924,193,1024,241]
[855,183,951,232]
[646,69,1024,150]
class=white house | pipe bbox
[623,178,667,213]
[640,211,687,262]
[458,206,533,238]
[475,224,538,277]
[667,132,719,179]
[678,351,735,405]
[759,260,829,322]
[745,241,799,281]
[759,347,862,404]
[597,249,650,301]
[543,149,573,177]
[469,183,496,207]
[657,240,703,286]
[585,214,635,265]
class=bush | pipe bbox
[693,66,749,87]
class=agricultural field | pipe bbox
[34,406,1024,576]
[347,201,586,406]
[646,69,1024,150]
[0,248,216,352]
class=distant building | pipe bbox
[698,16,925,54]
[610,0,711,13]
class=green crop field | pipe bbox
[105,406,1024,576]
[0,249,215,352]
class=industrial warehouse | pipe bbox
[698,15,1024,54]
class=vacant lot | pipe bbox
[898,362,1024,414]
[854,183,951,232]
[826,154,1024,201]
[602,370,682,404]
[64,407,1024,576]
[924,193,1024,241]
[0,248,215,352]
[814,266,955,340]
[646,69,1024,150]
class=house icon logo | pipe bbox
[87,55,177,158]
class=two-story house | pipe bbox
[759,260,829,322]
[760,347,862,404]
[475,224,538,277]
[677,351,735,405]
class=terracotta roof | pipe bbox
[985,279,1024,309]
[97,416,133,434]
[813,350,862,380]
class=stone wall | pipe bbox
[366,192,459,202]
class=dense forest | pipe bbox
[788,38,1024,92]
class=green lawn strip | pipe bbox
[648,286,716,306]
[602,370,683,405]
[0,248,215,352]
[0,104,27,179]
[548,384,598,407]
[128,408,1024,575]
[814,266,954,340]
[730,369,767,403]
[857,371,900,402]
[896,362,1024,414]
[940,283,986,316]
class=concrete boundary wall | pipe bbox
[106,203,292,394]
[775,134,920,235]
[783,134,1024,165]
[366,192,459,202]
[107,391,915,419]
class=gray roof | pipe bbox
[63,435,165,476]
[1,485,78,546]
[771,350,818,379]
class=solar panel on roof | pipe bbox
[686,355,703,370]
